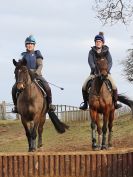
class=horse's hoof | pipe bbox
[28,148,36,152]
[28,148,32,152]
[97,145,102,150]
[37,144,43,148]
[37,146,44,152]
[101,145,108,150]
[92,145,99,151]
[108,144,113,150]
[32,148,36,152]
[108,143,112,147]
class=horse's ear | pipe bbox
[13,59,17,66]
[22,58,27,66]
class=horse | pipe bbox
[13,59,69,152]
[88,58,115,150]
[88,58,133,150]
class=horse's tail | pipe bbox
[118,94,133,115]
[48,111,69,133]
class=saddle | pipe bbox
[86,78,112,94]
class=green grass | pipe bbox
[0,114,133,152]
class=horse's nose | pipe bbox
[101,70,108,77]
[17,82,25,90]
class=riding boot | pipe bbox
[79,90,88,110]
[46,94,56,112]
[12,83,18,113]
[113,89,122,109]
[37,76,55,112]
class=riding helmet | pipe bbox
[25,35,36,45]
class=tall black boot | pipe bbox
[39,77,55,112]
[113,89,122,109]
[46,94,56,112]
[79,90,88,110]
[12,83,18,113]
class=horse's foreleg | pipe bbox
[30,121,38,152]
[21,119,32,151]
[90,109,98,150]
[38,116,45,148]
[101,113,109,150]
[96,114,102,148]
[91,121,97,149]
[108,110,115,148]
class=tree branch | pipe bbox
[94,0,133,25]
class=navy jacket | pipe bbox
[21,50,43,70]
[88,45,112,74]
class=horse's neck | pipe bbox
[93,77,103,94]
[91,78,111,98]
[22,82,36,98]
[23,81,34,96]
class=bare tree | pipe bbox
[93,0,133,25]
[122,48,133,82]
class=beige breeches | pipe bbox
[82,74,117,91]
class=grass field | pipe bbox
[0,113,133,152]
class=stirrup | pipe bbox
[114,103,122,109]
[12,106,18,113]
[79,102,88,110]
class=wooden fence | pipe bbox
[0,102,131,121]
[0,101,6,119]
[0,149,133,177]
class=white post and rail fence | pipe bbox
[0,101,131,121]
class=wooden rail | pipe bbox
[0,148,133,177]
[0,102,131,121]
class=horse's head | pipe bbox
[13,59,31,90]
[96,58,108,80]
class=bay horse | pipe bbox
[89,58,115,150]
[13,59,68,152]
[89,58,133,150]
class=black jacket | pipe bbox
[88,45,112,74]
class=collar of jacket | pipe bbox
[26,50,35,54]
[91,45,109,58]
[91,45,109,53]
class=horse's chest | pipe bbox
[89,96,111,110]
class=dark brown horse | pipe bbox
[13,59,68,152]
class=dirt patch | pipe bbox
[0,114,133,152]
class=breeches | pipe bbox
[82,74,117,91]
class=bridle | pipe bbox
[15,66,32,91]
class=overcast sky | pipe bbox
[0,0,133,106]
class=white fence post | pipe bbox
[0,102,131,121]
[1,101,6,119]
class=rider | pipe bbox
[79,32,122,110]
[12,35,55,113]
